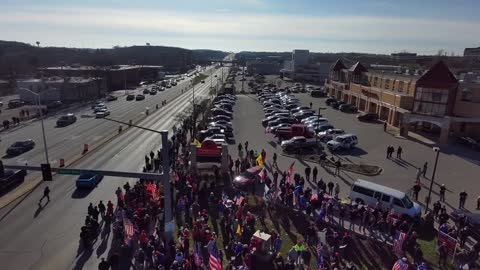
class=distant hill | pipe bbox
[0,40,227,78]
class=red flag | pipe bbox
[286,161,295,184]
[123,219,135,245]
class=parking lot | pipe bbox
[228,81,480,213]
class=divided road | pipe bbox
[0,67,228,270]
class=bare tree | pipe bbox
[146,42,151,46]
[35,41,40,47]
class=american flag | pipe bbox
[316,242,323,257]
[123,218,135,245]
[208,242,222,270]
[317,255,325,270]
[393,231,406,256]
[391,258,409,270]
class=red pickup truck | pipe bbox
[274,124,315,141]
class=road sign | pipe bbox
[57,168,83,175]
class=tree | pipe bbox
[146,42,151,46]
[35,41,40,47]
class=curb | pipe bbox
[0,88,185,210]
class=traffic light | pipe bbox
[41,163,52,181]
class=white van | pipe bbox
[349,179,422,218]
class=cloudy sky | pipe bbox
[1,0,480,54]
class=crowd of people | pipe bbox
[83,113,478,270]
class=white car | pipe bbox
[327,134,358,151]
[206,133,227,141]
[93,105,107,112]
[317,129,345,141]
[95,109,111,118]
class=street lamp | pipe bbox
[21,88,50,164]
[191,80,195,139]
[425,147,440,213]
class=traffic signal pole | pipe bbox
[160,130,174,242]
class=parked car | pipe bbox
[126,94,135,101]
[143,89,150,94]
[350,179,421,218]
[211,108,233,118]
[266,123,292,134]
[209,115,232,122]
[339,104,357,113]
[233,166,262,189]
[325,97,337,105]
[0,169,27,193]
[281,136,320,152]
[308,123,334,133]
[106,95,118,101]
[94,105,107,112]
[457,136,479,150]
[8,99,25,109]
[318,129,345,142]
[357,112,379,122]
[56,113,77,127]
[150,89,157,95]
[275,124,315,141]
[6,139,35,156]
[326,134,358,151]
[76,173,104,189]
[136,94,145,101]
[311,90,326,97]
[332,101,345,109]
[293,111,315,121]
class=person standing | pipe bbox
[304,167,311,182]
[413,182,421,201]
[312,167,318,183]
[438,242,448,267]
[386,146,390,159]
[39,186,50,203]
[477,195,480,210]
[244,141,249,152]
[334,183,340,198]
[422,162,428,177]
[439,184,446,202]
[334,160,341,176]
[327,181,334,195]
[416,167,422,181]
[396,146,403,159]
[383,122,387,132]
[459,190,468,209]
[272,153,277,167]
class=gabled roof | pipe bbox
[416,60,457,89]
[330,59,347,71]
[348,62,368,73]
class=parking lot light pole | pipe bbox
[318,107,327,117]
[425,147,440,213]
[21,88,49,164]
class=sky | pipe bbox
[1,0,480,55]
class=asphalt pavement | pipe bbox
[0,67,228,270]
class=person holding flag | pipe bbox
[392,257,409,270]
[286,161,295,184]
[208,238,222,270]
[193,138,201,147]
[256,153,264,168]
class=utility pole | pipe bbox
[241,65,245,92]
[160,130,173,243]
[192,80,195,139]
[425,147,440,213]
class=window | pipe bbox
[461,88,472,101]
[352,186,374,197]
[382,194,391,203]
[374,192,382,201]
[398,81,404,92]
[391,80,395,91]
[413,87,450,116]
[385,79,390,89]
[393,198,405,208]
[402,196,414,209]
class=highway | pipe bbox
[0,66,228,270]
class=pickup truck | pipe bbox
[0,169,27,193]
[274,124,315,141]
[281,136,320,153]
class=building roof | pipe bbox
[348,62,368,73]
[330,59,347,71]
[416,60,458,89]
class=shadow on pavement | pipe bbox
[73,246,94,270]
[333,147,368,157]
[71,188,93,199]
[34,200,49,218]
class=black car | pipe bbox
[357,112,379,122]
[136,94,145,101]
[8,99,26,109]
[0,169,27,193]
[457,136,479,150]
[332,101,345,109]
[311,90,326,97]
[325,97,337,105]
[106,95,118,101]
[339,104,357,113]
[126,94,135,101]
[46,100,63,109]
[6,140,35,156]
[211,108,232,118]
[56,113,77,127]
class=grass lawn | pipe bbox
[192,74,209,86]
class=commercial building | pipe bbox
[39,65,163,90]
[16,76,107,104]
[464,47,480,57]
[325,59,480,144]
[280,50,330,83]
[245,57,282,75]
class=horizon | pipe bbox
[1,0,480,55]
